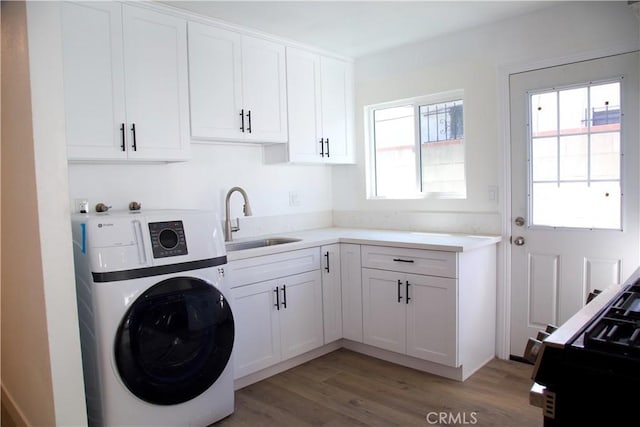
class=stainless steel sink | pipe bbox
[225,237,302,252]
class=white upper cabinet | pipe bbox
[187,23,243,140]
[283,47,323,162]
[61,2,190,162]
[62,2,127,161]
[265,46,354,164]
[319,55,354,163]
[188,22,288,143]
[121,5,190,161]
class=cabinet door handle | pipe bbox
[406,281,411,304]
[397,279,403,303]
[240,109,245,132]
[246,110,252,133]
[325,137,330,158]
[130,123,137,151]
[324,251,330,273]
[319,138,325,157]
[281,285,287,309]
[120,123,126,151]
[274,286,280,310]
[393,258,414,263]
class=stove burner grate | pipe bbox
[583,287,640,357]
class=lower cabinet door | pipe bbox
[279,270,324,360]
[230,279,281,378]
[362,268,406,354]
[405,273,458,366]
[321,244,343,344]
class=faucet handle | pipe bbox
[231,218,240,233]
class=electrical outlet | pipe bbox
[288,191,301,207]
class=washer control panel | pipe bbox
[148,221,188,258]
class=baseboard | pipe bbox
[234,340,342,390]
[234,338,500,389]
[342,340,465,381]
[1,383,30,426]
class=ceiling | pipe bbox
[161,1,562,58]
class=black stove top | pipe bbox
[532,272,640,425]
[583,281,640,357]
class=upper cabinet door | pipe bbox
[187,22,243,141]
[241,35,288,143]
[320,56,354,164]
[285,47,323,162]
[62,1,127,161]
[122,5,190,161]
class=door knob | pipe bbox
[513,236,525,246]
[514,216,525,227]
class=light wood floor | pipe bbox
[215,349,542,427]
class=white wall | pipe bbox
[1,1,88,425]
[68,143,333,238]
[333,1,640,235]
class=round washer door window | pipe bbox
[115,276,234,405]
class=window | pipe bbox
[528,80,622,229]
[366,91,466,199]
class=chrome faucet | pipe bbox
[224,187,253,241]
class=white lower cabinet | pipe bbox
[362,268,457,366]
[340,244,363,342]
[321,244,342,343]
[228,248,323,379]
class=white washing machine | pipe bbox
[71,209,234,426]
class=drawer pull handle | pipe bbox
[393,258,414,263]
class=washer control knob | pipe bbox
[95,203,111,213]
[129,201,142,211]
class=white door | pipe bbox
[241,35,288,143]
[509,52,639,357]
[405,273,457,367]
[230,279,281,378]
[362,268,406,353]
[122,5,190,161]
[340,244,363,342]
[278,271,324,360]
[320,56,354,163]
[187,22,243,141]
[285,47,323,162]
[61,1,127,161]
[321,244,343,343]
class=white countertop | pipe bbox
[225,227,502,261]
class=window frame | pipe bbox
[365,89,466,200]
[526,77,624,231]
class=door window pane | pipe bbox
[559,87,588,135]
[531,137,557,181]
[531,91,557,136]
[591,132,620,180]
[559,134,588,181]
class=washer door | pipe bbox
[115,276,234,405]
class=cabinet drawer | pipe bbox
[361,245,457,278]
[227,247,321,288]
